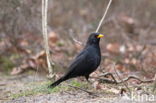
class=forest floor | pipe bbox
[0,72,156,103]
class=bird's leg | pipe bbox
[85,75,92,84]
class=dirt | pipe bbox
[0,73,156,103]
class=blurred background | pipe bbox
[1,0,156,102]
[0,0,156,78]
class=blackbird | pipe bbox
[48,32,104,88]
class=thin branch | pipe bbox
[69,0,112,45]
[99,72,117,83]
[95,0,112,32]
[98,72,153,84]
[42,0,55,78]
[72,38,83,45]
[153,74,156,92]
[69,29,84,46]
[113,63,131,94]
[118,75,153,84]
[68,85,98,97]
[98,78,116,84]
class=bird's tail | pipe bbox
[48,77,65,88]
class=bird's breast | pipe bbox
[86,46,101,67]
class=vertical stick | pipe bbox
[42,0,55,78]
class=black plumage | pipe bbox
[48,32,104,88]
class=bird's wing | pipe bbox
[63,49,94,79]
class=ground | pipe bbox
[0,0,156,103]
[0,72,156,103]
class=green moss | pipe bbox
[0,54,20,73]
[0,56,15,72]
[56,41,64,47]
[10,53,20,60]
[70,80,88,87]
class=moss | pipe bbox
[0,54,20,73]
[56,41,64,47]
[70,80,88,88]
[0,56,15,73]
[10,53,20,60]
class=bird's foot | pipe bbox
[86,80,93,86]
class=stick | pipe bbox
[113,63,131,94]
[118,76,153,84]
[96,0,112,32]
[68,85,98,97]
[99,72,117,83]
[69,30,83,46]
[98,72,153,84]
[153,74,156,92]
[42,0,55,78]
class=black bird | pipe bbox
[48,32,104,88]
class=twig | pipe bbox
[98,78,116,84]
[72,38,83,45]
[0,98,8,100]
[64,91,77,96]
[99,72,117,83]
[68,0,112,45]
[118,75,153,84]
[69,29,84,46]
[0,83,6,86]
[68,85,98,97]
[153,74,156,92]
[95,0,112,32]
[113,63,131,94]
[42,0,55,78]
[98,72,153,84]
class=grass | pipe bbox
[9,78,156,100]
[0,56,15,73]
[0,53,20,74]
[10,80,89,99]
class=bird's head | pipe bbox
[86,32,104,45]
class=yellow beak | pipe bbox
[97,34,104,38]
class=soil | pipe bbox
[0,73,156,103]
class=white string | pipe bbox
[96,0,112,32]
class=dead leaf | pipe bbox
[11,64,29,75]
